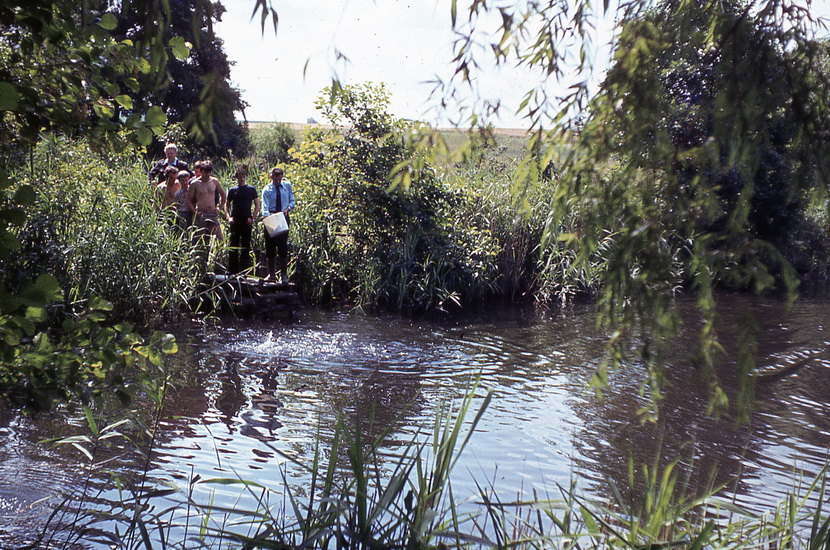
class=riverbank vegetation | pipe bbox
[7,74,830,322]
[3,92,604,323]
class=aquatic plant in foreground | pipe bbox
[27,368,830,549]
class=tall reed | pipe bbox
[33,361,830,549]
[8,136,202,323]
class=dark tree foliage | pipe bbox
[612,3,811,274]
[0,0,250,161]
[115,0,251,160]
[0,0,172,159]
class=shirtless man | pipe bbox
[187,160,226,241]
[157,166,181,211]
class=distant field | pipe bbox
[246,121,532,159]
[245,121,531,136]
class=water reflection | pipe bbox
[567,293,830,511]
[148,299,830,513]
[2,294,830,546]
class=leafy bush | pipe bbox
[249,122,297,168]
[285,84,511,312]
[0,139,180,413]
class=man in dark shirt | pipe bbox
[225,166,261,275]
[149,143,191,184]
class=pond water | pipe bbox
[1,292,830,547]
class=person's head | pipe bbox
[164,165,179,181]
[177,170,191,187]
[270,167,284,183]
[164,143,178,161]
[200,160,213,180]
[193,160,203,178]
[235,166,248,185]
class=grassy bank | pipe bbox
[2,128,598,322]
[7,137,200,324]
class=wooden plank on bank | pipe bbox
[206,274,302,316]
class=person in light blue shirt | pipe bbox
[261,167,295,282]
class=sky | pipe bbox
[215,0,830,129]
[214,0,605,128]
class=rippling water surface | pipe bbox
[2,293,829,546]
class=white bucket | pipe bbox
[264,212,288,237]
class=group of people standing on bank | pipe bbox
[149,143,295,283]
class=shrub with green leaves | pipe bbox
[248,122,297,168]
[284,84,510,312]
[0,155,178,413]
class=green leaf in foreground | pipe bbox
[98,13,118,31]
[0,82,19,110]
[34,275,63,303]
[145,105,167,128]
[115,95,134,110]
[169,36,191,60]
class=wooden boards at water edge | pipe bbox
[208,274,302,317]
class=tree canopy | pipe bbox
[0,0,247,159]
[115,0,250,158]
